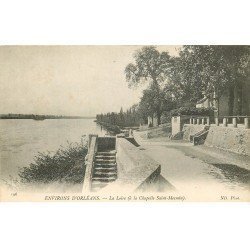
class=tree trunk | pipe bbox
[156,111,161,126]
[233,85,239,115]
[238,84,243,115]
[214,97,219,118]
[228,86,234,116]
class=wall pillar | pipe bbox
[197,118,200,125]
[223,118,227,127]
[232,118,237,128]
[201,118,205,125]
[171,116,182,135]
[215,117,219,126]
[206,117,210,125]
[244,117,249,129]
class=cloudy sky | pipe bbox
[0,46,180,116]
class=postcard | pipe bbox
[0,45,249,202]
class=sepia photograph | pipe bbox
[0,45,249,202]
[1,1,250,250]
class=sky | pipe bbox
[0,46,180,116]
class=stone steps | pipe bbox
[92,177,117,182]
[93,170,117,175]
[95,155,116,159]
[96,151,116,156]
[95,163,117,167]
[95,159,116,164]
[95,166,116,170]
[91,150,117,192]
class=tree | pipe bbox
[138,84,176,125]
[119,107,125,126]
[167,45,250,116]
[139,87,157,122]
[125,46,171,125]
[219,46,249,115]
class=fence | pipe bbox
[189,116,250,129]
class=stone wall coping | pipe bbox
[103,138,161,192]
[82,135,97,192]
[172,115,210,118]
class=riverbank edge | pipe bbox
[95,121,139,134]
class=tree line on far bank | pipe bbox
[96,45,250,127]
[0,114,93,119]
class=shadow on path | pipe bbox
[211,164,250,186]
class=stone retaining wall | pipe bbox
[115,138,161,192]
[138,124,171,139]
[205,126,250,156]
[171,116,191,136]
[182,124,207,141]
[97,136,116,151]
[82,135,98,192]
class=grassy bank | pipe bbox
[18,141,88,185]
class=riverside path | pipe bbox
[133,131,250,201]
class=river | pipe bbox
[0,119,105,180]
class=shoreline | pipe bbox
[95,121,139,134]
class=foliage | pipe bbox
[161,111,172,123]
[96,105,141,127]
[125,46,171,125]
[101,46,249,127]
[96,87,176,128]
[167,45,250,111]
[19,141,87,184]
[170,107,215,116]
[125,46,170,87]
[139,84,176,120]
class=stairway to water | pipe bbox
[91,150,117,192]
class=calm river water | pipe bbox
[0,119,105,180]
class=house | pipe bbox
[196,81,250,117]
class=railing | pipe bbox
[215,116,250,129]
[189,116,210,125]
[189,115,250,129]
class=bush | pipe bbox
[19,141,88,184]
[170,107,215,117]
